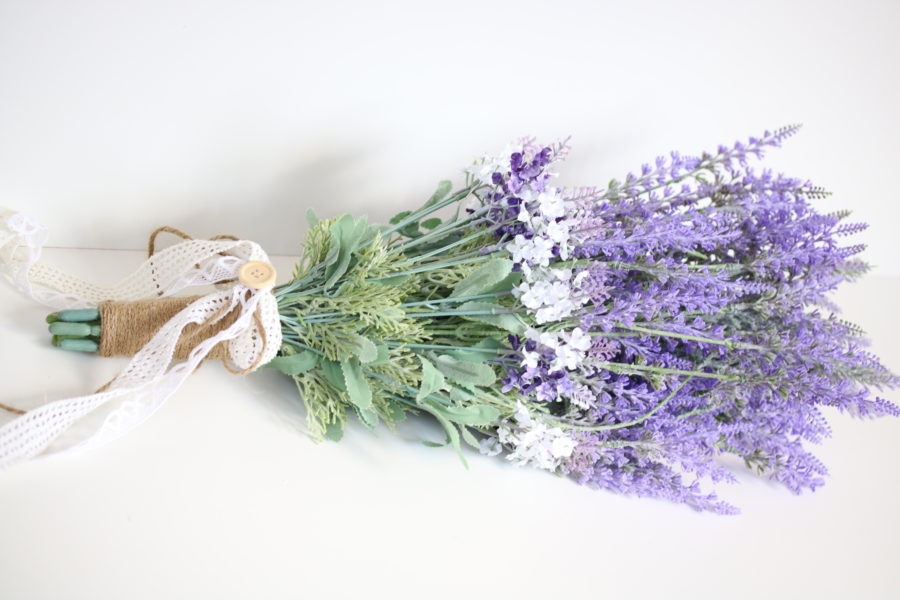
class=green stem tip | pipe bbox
[48,322,93,337]
[54,308,100,323]
[52,338,99,353]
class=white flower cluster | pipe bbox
[487,402,577,471]
[507,188,591,325]
[513,188,571,257]
[516,266,591,324]
[465,141,522,184]
[465,141,589,325]
[523,327,592,372]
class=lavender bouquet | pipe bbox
[4,126,897,513]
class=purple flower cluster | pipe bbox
[470,127,898,513]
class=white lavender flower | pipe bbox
[507,234,554,270]
[515,267,589,324]
[465,142,523,184]
[496,402,577,471]
[524,327,592,372]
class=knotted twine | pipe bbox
[0,208,282,468]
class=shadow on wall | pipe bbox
[83,131,640,257]
[106,136,415,257]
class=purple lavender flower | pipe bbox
[467,127,898,513]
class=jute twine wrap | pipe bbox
[98,296,237,361]
[96,225,270,371]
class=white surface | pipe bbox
[1,0,899,273]
[0,248,898,600]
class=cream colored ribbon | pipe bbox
[0,208,281,468]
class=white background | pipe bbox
[1,0,899,273]
[1,1,899,599]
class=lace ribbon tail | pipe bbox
[0,288,274,468]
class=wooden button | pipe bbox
[238,261,277,289]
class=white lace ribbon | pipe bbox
[0,208,282,468]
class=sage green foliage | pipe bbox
[272,182,522,462]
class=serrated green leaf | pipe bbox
[320,360,346,391]
[416,357,446,404]
[457,301,525,334]
[449,385,474,404]
[366,343,391,366]
[263,351,319,375]
[341,359,372,410]
[424,180,453,208]
[450,258,513,298]
[348,334,378,363]
[357,407,379,429]
[433,353,496,388]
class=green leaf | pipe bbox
[323,215,372,289]
[446,337,505,363]
[449,385,474,404]
[483,270,523,295]
[348,334,378,363]
[433,403,499,426]
[450,258,513,298]
[321,225,342,270]
[461,426,480,449]
[411,232,460,254]
[262,351,319,375]
[421,217,442,230]
[356,407,379,429]
[432,353,496,388]
[324,421,344,442]
[416,357,446,404]
[374,274,410,287]
[322,216,351,286]
[399,222,422,238]
[386,399,407,422]
[341,359,372,410]
[420,399,467,468]
[457,301,525,334]
[424,180,453,208]
[389,210,412,225]
[306,208,320,227]
[366,343,391,366]
[320,360,346,391]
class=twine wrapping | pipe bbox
[98,296,236,361]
